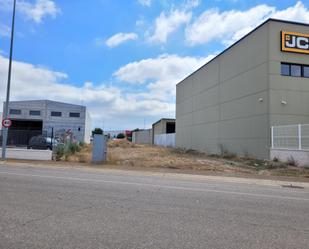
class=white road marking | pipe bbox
[0,171,308,202]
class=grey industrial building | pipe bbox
[3,100,92,143]
[176,19,309,159]
[152,118,176,143]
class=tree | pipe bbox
[116,133,125,139]
[92,128,103,135]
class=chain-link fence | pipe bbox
[0,130,47,148]
[271,124,309,150]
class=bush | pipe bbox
[92,128,103,135]
[54,142,81,161]
[117,133,125,139]
[55,145,65,161]
[67,142,80,154]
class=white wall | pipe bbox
[154,133,175,147]
[0,148,52,161]
[132,129,152,144]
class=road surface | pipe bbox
[0,164,308,249]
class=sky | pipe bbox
[0,0,309,130]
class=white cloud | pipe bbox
[148,9,192,44]
[0,54,176,129]
[0,0,14,11]
[0,53,216,129]
[185,4,274,46]
[138,0,152,7]
[104,33,138,48]
[0,24,10,37]
[185,1,309,46]
[183,0,200,9]
[272,1,309,23]
[18,0,60,23]
[114,53,215,100]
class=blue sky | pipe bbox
[1,0,309,130]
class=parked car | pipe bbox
[27,135,59,150]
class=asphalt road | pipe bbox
[0,164,308,249]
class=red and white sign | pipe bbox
[2,119,12,128]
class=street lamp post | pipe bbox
[1,0,17,160]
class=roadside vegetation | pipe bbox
[58,139,309,179]
[55,141,87,161]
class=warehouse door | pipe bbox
[8,120,43,147]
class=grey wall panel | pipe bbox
[220,63,268,103]
[219,115,269,140]
[220,23,269,82]
[270,114,309,126]
[269,73,309,92]
[192,105,220,125]
[177,126,192,149]
[191,122,219,154]
[220,91,268,121]
[176,77,194,104]
[219,138,269,159]
[192,86,219,111]
[191,60,219,95]
[269,89,309,117]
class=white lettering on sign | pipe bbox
[282,31,309,54]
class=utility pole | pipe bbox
[1,0,16,160]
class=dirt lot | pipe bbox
[67,140,309,179]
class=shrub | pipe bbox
[92,128,103,135]
[67,142,80,154]
[55,145,65,161]
[117,133,125,139]
[54,142,81,161]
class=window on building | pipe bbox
[69,112,80,118]
[51,111,62,117]
[30,110,41,116]
[304,66,309,78]
[9,109,21,115]
[291,65,301,77]
[281,63,290,76]
[166,122,175,134]
[281,63,309,78]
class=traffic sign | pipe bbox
[2,119,12,128]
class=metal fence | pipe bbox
[0,130,47,147]
[271,124,309,150]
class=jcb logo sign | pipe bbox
[281,31,309,54]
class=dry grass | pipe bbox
[107,140,245,172]
[65,140,309,178]
[66,144,92,163]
